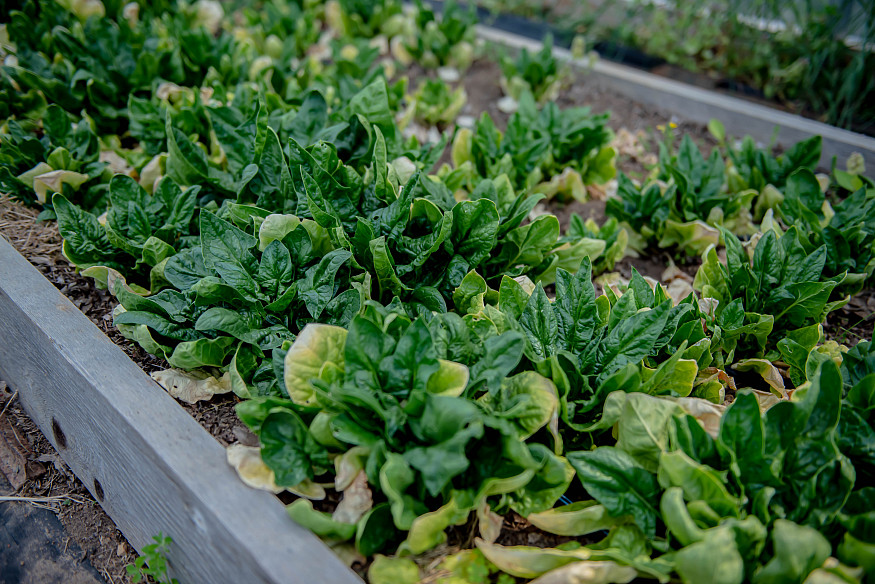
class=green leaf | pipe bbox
[614,393,680,472]
[657,450,738,517]
[427,359,470,397]
[520,285,558,360]
[451,199,500,267]
[260,409,330,487]
[256,240,293,299]
[380,453,426,531]
[356,503,398,557]
[199,211,259,301]
[508,445,574,516]
[404,399,482,495]
[588,301,672,381]
[498,275,532,319]
[660,487,705,546]
[752,520,831,584]
[299,249,354,319]
[453,270,488,315]
[166,118,208,184]
[370,236,409,300]
[479,371,559,440]
[399,496,471,555]
[367,554,420,584]
[381,319,440,396]
[675,526,744,584]
[283,324,347,406]
[230,342,262,398]
[53,194,121,269]
[258,214,301,252]
[554,262,599,354]
[568,446,660,538]
[469,332,526,395]
[527,500,622,537]
[167,336,235,369]
[286,499,356,541]
[141,237,175,267]
[474,539,592,579]
[114,310,203,342]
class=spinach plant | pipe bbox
[402,0,477,70]
[450,93,615,202]
[499,34,567,104]
[0,105,109,213]
[776,169,875,289]
[694,225,847,366]
[240,302,567,556]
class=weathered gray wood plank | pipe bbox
[476,25,875,166]
[0,238,361,584]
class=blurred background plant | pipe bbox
[480,0,875,134]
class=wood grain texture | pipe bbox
[476,25,875,167]
[0,238,361,584]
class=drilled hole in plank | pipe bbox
[51,418,67,449]
[93,479,105,502]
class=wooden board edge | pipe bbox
[0,238,362,584]
[475,24,875,166]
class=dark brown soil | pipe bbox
[824,290,875,347]
[495,512,577,548]
[460,56,508,127]
[0,382,135,584]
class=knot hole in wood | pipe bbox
[93,478,105,502]
[51,417,67,449]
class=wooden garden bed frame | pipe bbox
[0,237,361,584]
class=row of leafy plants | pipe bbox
[603,121,875,291]
[2,1,875,583]
[481,0,875,134]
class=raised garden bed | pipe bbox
[474,23,875,166]
[0,236,361,584]
[2,2,874,583]
[447,0,875,137]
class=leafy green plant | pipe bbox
[721,133,823,197]
[400,0,477,70]
[507,263,711,446]
[54,173,198,279]
[606,131,825,255]
[450,93,615,201]
[126,533,179,584]
[657,133,757,251]
[773,169,875,289]
[0,105,109,213]
[499,34,568,104]
[326,0,405,39]
[241,302,565,556]
[4,1,246,133]
[108,207,350,397]
[562,357,872,584]
[402,78,467,128]
[563,214,628,274]
[694,225,847,365]
[605,173,675,251]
